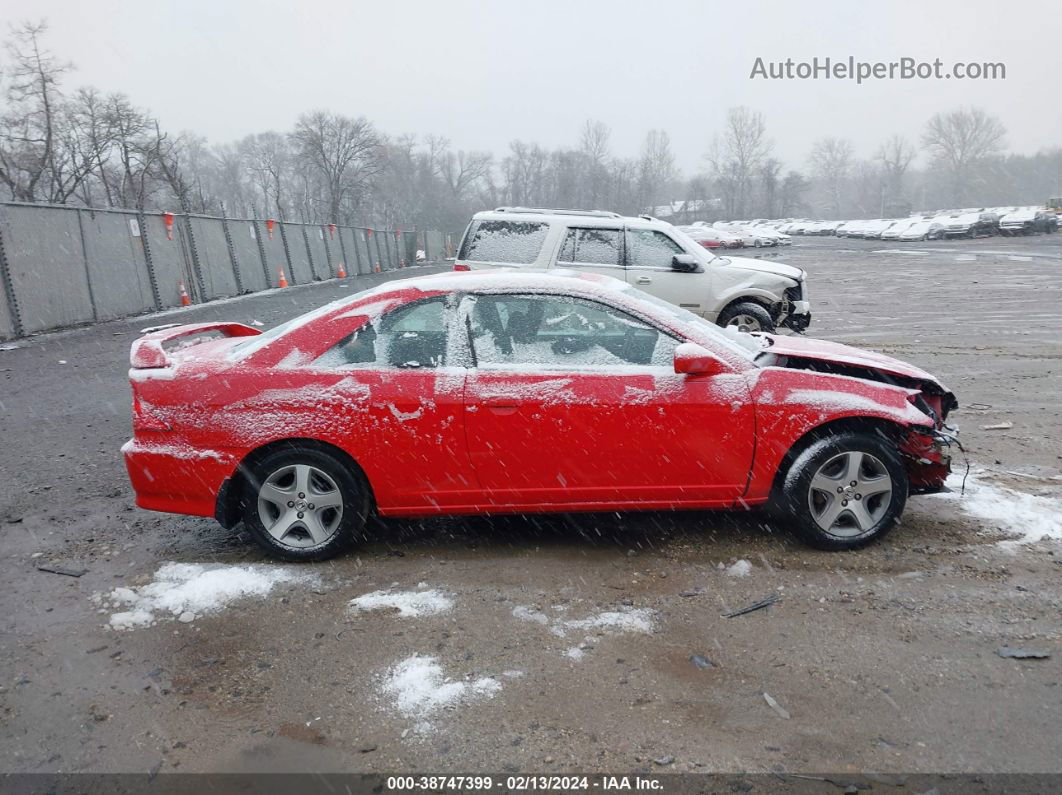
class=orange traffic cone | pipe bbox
[374,262,381,273]
[336,262,347,278]
[178,280,191,307]
[277,269,289,288]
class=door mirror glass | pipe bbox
[673,342,726,376]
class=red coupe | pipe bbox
[123,270,956,560]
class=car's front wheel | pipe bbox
[241,445,370,561]
[777,432,908,550]
[717,301,775,333]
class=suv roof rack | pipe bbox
[494,206,622,218]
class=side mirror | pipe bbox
[671,254,701,273]
[673,342,727,376]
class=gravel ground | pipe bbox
[1,237,1060,776]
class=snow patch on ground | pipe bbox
[564,608,655,634]
[97,562,313,630]
[726,559,753,577]
[380,654,501,731]
[929,474,1062,547]
[350,587,453,617]
[513,604,655,644]
[512,605,550,625]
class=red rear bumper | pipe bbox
[122,438,238,518]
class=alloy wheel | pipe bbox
[257,464,344,548]
[727,314,762,332]
[807,451,893,537]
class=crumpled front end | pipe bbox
[899,389,958,493]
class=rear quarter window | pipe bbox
[459,220,549,264]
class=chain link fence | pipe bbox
[0,201,456,339]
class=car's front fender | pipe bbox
[744,368,935,501]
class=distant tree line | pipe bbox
[2,22,1059,229]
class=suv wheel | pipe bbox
[240,446,370,561]
[778,432,908,550]
[718,301,775,333]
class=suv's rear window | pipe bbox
[459,220,549,264]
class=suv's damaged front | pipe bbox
[747,334,958,497]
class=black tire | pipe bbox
[239,444,370,561]
[717,301,775,333]
[775,432,908,550]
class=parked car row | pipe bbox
[677,222,792,250]
[754,206,1059,242]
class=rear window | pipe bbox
[459,220,549,264]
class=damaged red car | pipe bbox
[123,270,957,561]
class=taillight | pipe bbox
[453,263,471,271]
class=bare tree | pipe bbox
[579,120,611,208]
[922,107,1006,205]
[759,157,782,218]
[149,123,194,211]
[637,129,677,213]
[778,170,810,217]
[291,111,382,223]
[243,131,292,219]
[809,137,853,217]
[67,86,118,205]
[441,148,492,201]
[106,93,156,208]
[851,159,885,216]
[0,21,74,201]
[876,134,916,207]
[706,107,771,218]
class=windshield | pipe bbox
[620,284,766,359]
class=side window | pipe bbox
[557,227,622,267]
[313,298,448,369]
[626,229,684,269]
[458,220,549,264]
[465,294,678,370]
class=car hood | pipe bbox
[759,333,941,384]
[720,256,804,281]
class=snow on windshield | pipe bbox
[624,288,765,358]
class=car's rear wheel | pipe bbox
[777,432,908,550]
[241,445,369,561]
[718,301,775,333]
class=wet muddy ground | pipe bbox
[1,237,1060,775]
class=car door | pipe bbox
[623,227,708,314]
[302,296,477,512]
[554,225,624,278]
[459,292,756,509]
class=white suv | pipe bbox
[454,208,811,333]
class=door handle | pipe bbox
[635,275,652,284]
[484,402,519,415]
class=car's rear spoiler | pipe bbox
[130,322,261,369]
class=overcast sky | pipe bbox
[5,0,1060,173]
